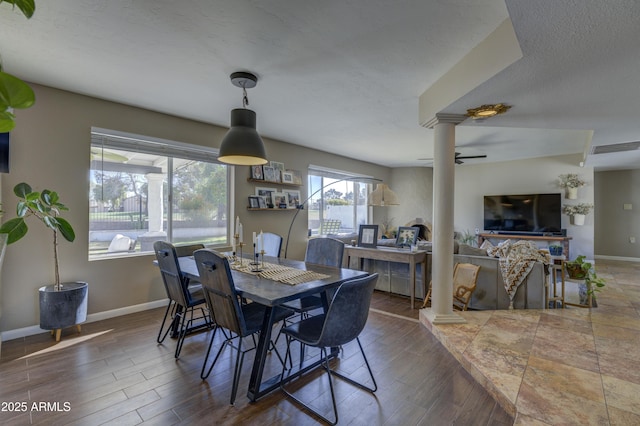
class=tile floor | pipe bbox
[419,259,640,425]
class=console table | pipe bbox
[344,245,427,309]
[478,233,572,259]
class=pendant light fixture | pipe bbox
[218,71,268,165]
[368,183,400,206]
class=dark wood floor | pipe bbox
[0,291,512,425]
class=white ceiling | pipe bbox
[1,0,639,170]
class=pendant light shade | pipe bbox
[218,108,267,165]
[369,183,399,206]
[218,71,268,166]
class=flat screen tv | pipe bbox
[483,193,562,235]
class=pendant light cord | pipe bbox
[242,85,249,108]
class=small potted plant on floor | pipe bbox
[0,182,86,341]
[564,255,605,305]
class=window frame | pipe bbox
[89,127,234,260]
[307,165,372,237]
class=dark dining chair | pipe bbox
[154,241,211,358]
[193,249,293,405]
[276,238,346,346]
[280,273,379,425]
[174,242,205,258]
[256,232,283,257]
[305,237,345,268]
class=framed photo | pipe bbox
[250,165,263,180]
[262,165,278,182]
[270,161,285,182]
[282,171,294,184]
[272,191,288,209]
[248,196,261,209]
[396,226,419,247]
[255,187,276,208]
[257,196,267,208]
[358,224,378,248]
[289,169,302,185]
[285,190,301,209]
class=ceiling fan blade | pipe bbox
[456,154,487,159]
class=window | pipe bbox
[89,128,231,259]
[307,165,371,236]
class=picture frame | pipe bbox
[270,161,285,182]
[358,224,378,248]
[250,165,264,180]
[257,196,267,208]
[248,196,261,209]
[272,191,288,209]
[262,165,278,182]
[396,226,419,247]
[255,187,276,208]
[285,190,301,209]
[282,171,294,184]
[289,169,302,185]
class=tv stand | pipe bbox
[478,233,572,259]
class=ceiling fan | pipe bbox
[418,152,488,164]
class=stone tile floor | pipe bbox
[420,259,640,425]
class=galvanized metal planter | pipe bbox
[39,282,88,341]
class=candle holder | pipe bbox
[250,243,262,272]
[236,241,244,266]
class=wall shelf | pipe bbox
[247,208,297,212]
[247,178,301,188]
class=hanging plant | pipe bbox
[557,173,586,189]
[562,203,594,216]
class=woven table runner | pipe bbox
[229,259,329,285]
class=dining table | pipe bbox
[174,253,369,401]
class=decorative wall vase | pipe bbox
[573,213,585,226]
[565,187,578,199]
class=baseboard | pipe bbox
[1,299,168,342]
[594,255,640,263]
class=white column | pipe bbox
[423,114,467,325]
[139,173,167,251]
[146,173,164,232]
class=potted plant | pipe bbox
[564,255,606,305]
[0,0,37,132]
[0,182,86,341]
[558,173,586,199]
[562,203,593,226]
[548,243,563,256]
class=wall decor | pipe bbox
[248,196,260,208]
[255,187,276,207]
[272,191,288,208]
[285,190,301,209]
[358,224,378,248]
[250,165,264,180]
[270,161,285,182]
[289,169,302,185]
[396,226,419,247]
[262,165,278,182]
[282,171,294,184]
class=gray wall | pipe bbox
[594,170,640,258]
[389,154,596,259]
[0,83,390,334]
[387,167,434,231]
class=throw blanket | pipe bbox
[484,240,550,308]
